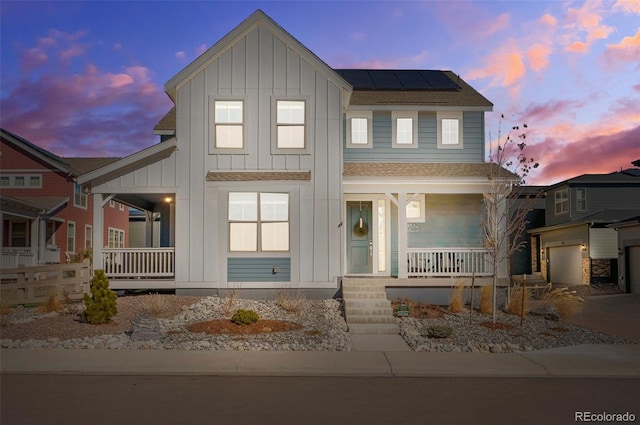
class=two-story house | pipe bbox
[0,128,130,268]
[529,167,640,289]
[78,10,512,296]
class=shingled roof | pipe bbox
[64,157,121,176]
[343,162,517,179]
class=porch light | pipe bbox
[164,197,173,203]
[581,244,586,251]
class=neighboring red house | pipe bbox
[0,128,129,268]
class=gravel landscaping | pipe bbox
[1,289,635,353]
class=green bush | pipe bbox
[83,270,118,324]
[426,325,453,339]
[231,309,259,325]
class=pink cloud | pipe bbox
[603,29,640,65]
[527,125,640,185]
[563,1,615,53]
[540,14,557,27]
[175,51,186,60]
[21,48,48,72]
[614,0,640,14]
[466,42,526,88]
[527,43,552,71]
[1,63,173,157]
[520,100,583,124]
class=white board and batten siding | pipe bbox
[173,18,348,290]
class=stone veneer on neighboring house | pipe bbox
[582,258,591,285]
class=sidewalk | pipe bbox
[2,344,639,378]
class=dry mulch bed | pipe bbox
[187,319,302,335]
[391,299,446,318]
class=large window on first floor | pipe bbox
[228,192,289,252]
[108,227,125,248]
[85,225,93,250]
[67,221,76,253]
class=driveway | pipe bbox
[564,293,640,342]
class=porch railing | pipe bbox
[407,248,494,277]
[2,248,37,269]
[101,248,175,278]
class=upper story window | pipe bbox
[214,100,244,149]
[555,188,569,214]
[576,188,587,211]
[0,174,42,188]
[228,192,289,252]
[74,183,88,209]
[347,112,373,148]
[392,111,418,148]
[437,112,463,149]
[276,100,305,149]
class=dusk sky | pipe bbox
[1,1,638,185]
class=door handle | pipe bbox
[369,240,373,256]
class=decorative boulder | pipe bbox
[530,303,560,321]
[130,314,161,341]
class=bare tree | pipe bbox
[483,116,539,322]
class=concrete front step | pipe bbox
[347,307,394,316]
[342,285,386,292]
[347,315,397,324]
[348,323,400,335]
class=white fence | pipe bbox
[101,248,175,278]
[407,248,494,277]
[1,247,62,269]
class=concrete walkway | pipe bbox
[2,344,639,377]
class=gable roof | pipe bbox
[548,172,640,189]
[1,128,120,177]
[163,10,351,103]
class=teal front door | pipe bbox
[347,201,373,274]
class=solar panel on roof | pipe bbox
[419,71,460,90]
[334,69,461,91]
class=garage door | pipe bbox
[549,246,583,285]
[629,246,640,294]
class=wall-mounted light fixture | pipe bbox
[164,196,173,203]
[581,244,587,251]
[272,265,279,274]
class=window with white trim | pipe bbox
[228,192,289,252]
[276,100,305,149]
[406,194,426,223]
[10,221,29,247]
[347,112,373,148]
[0,174,42,188]
[214,100,244,149]
[437,111,463,148]
[576,188,586,212]
[555,189,569,214]
[119,202,125,211]
[67,221,76,253]
[108,227,125,248]
[74,183,88,208]
[392,111,418,148]
[45,221,56,247]
[85,225,93,250]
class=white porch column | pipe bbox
[145,211,154,247]
[92,195,104,270]
[397,192,408,278]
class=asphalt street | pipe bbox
[2,375,638,425]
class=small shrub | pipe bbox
[138,293,172,318]
[426,325,453,338]
[448,279,467,313]
[506,284,532,316]
[221,290,238,318]
[231,309,259,325]
[0,295,14,315]
[37,293,64,313]
[83,270,118,324]
[479,285,493,315]
[540,284,584,318]
[275,290,306,315]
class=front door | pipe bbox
[347,201,373,274]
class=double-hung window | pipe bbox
[437,112,463,149]
[214,100,244,149]
[406,194,426,223]
[555,189,569,214]
[576,188,587,212]
[229,192,289,252]
[74,183,88,208]
[392,111,418,148]
[108,228,125,248]
[67,221,76,253]
[276,100,305,149]
[347,112,372,148]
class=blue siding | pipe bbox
[344,111,484,163]
[228,257,291,282]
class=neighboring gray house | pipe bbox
[529,168,640,289]
[78,10,511,295]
